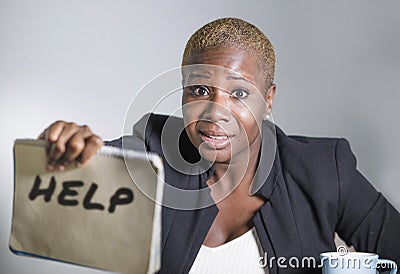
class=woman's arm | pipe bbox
[334,138,400,264]
[38,114,153,170]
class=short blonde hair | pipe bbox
[182,17,275,89]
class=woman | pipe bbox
[39,18,400,273]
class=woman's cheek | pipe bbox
[235,109,262,138]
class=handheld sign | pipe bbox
[10,139,164,274]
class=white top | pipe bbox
[188,228,268,274]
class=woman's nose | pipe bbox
[201,88,231,123]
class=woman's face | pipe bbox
[182,48,275,164]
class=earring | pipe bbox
[264,106,271,121]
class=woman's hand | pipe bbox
[38,121,104,171]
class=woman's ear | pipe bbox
[263,84,276,120]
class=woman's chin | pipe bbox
[198,145,231,164]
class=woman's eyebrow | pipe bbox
[185,72,255,86]
[226,75,255,85]
[187,73,210,81]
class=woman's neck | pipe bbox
[207,136,262,201]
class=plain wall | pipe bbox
[0,1,399,273]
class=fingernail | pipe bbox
[46,164,54,171]
[76,161,82,168]
[57,165,65,171]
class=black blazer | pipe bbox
[107,113,400,274]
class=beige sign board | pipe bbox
[10,139,163,274]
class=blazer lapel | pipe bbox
[159,164,218,273]
[257,170,304,273]
[161,203,218,273]
[253,124,304,273]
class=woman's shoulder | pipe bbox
[274,125,355,189]
[275,125,350,158]
[140,113,184,134]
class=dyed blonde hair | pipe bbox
[182,17,275,89]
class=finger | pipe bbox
[77,135,104,166]
[39,129,51,154]
[48,122,81,164]
[40,121,66,155]
[46,121,67,143]
[38,130,46,140]
[62,126,94,163]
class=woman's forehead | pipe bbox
[183,48,265,89]
[182,64,256,87]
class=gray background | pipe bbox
[1,1,399,273]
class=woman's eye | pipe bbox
[231,89,249,99]
[191,85,210,97]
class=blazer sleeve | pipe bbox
[334,138,400,265]
[105,113,150,151]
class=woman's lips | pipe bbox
[199,130,233,149]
